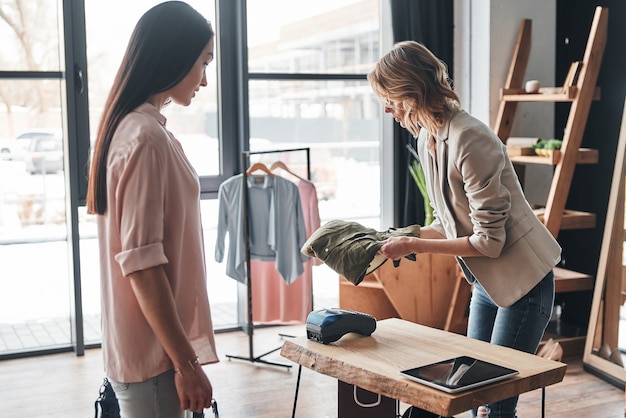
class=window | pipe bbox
[0,0,71,355]
[85,1,219,176]
[81,0,220,342]
[239,0,382,327]
[0,0,385,357]
[246,0,381,224]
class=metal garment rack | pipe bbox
[225,147,311,369]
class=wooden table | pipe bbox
[280,318,567,417]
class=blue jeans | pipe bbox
[466,270,555,418]
[110,369,189,418]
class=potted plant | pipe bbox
[406,144,434,226]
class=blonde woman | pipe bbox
[368,41,561,418]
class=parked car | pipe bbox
[24,134,64,174]
[0,129,60,161]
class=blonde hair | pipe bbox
[367,41,460,137]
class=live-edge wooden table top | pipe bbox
[280,318,567,417]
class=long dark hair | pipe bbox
[86,1,214,214]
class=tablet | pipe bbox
[399,356,519,393]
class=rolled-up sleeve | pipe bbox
[112,142,169,276]
[457,130,511,258]
[115,243,168,276]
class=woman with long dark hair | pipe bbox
[87,2,218,416]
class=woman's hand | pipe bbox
[379,236,419,260]
[174,366,213,413]
[380,231,483,259]
[129,266,214,413]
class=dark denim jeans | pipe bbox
[466,270,555,418]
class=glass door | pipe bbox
[0,0,71,356]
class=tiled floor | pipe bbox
[0,290,338,355]
[0,317,73,351]
[0,301,246,353]
[0,303,230,352]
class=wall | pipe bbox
[453,1,557,206]
[454,0,556,136]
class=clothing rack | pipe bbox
[225,147,311,369]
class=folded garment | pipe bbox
[301,219,420,285]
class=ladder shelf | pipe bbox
[493,6,609,358]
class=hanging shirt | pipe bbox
[250,175,322,324]
[215,173,309,284]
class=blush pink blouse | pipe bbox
[97,103,218,382]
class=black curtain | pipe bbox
[389,0,454,227]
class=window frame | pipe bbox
[0,0,389,358]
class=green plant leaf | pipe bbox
[408,160,433,226]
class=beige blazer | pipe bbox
[417,110,561,307]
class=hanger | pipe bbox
[246,162,274,176]
[270,160,305,181]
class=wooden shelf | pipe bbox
[501,86,601,102]
[495,7,607,241]
[489,15,609,334]
[533,208,596,230]
[550,262,594,360]
[543,334,587,359]
[543,318,589,358]
[343,267,593,293]
[339,276,398,320]
[339,255,464,331]
[553,267,594,293]
[509,148,598,165]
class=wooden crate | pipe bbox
[339,254,465,331]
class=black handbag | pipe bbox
[193,399,219,418]
[94,378,121,418]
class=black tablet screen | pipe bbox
[400,356,518,393]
